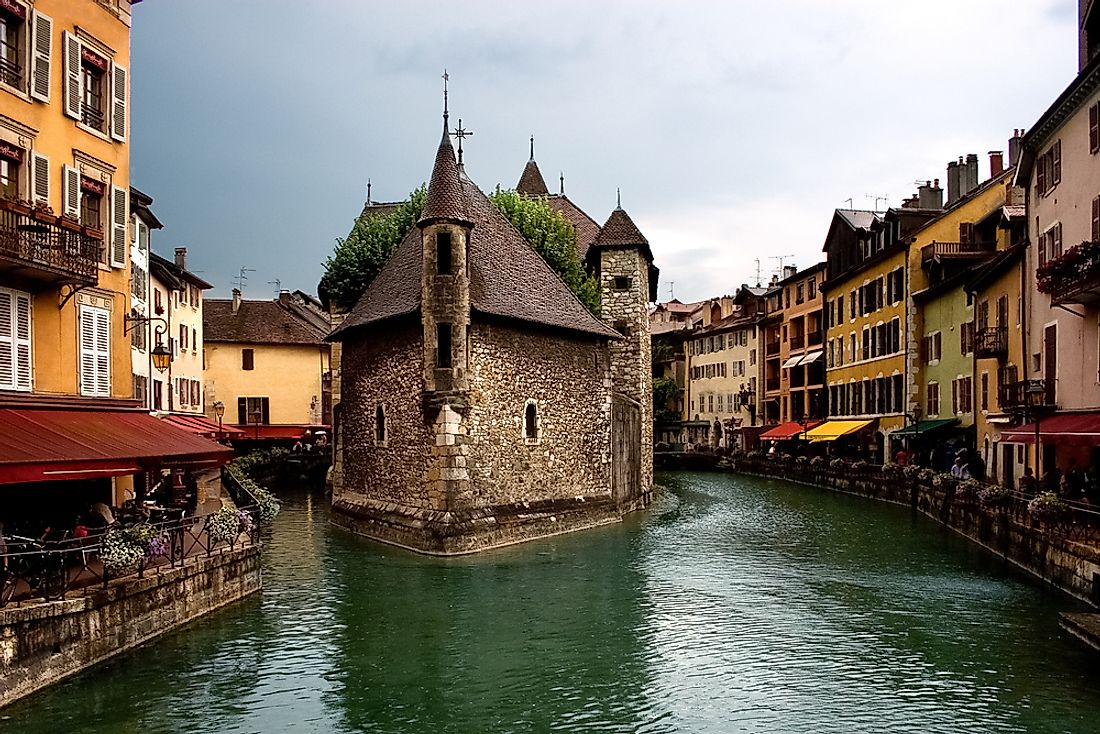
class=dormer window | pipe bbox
[436,231,452,275]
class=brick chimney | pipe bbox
[278,290,292,307]
[174,247,187,270]
[989,151,1004,178]
[1008,129,1024,167]
[232,288,241,315]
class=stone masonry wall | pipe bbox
[463,320,613,507]
[600,248,654,495]
[0,546,260,709]
[336,321,435,508]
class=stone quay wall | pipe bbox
[0,546,261,709]
[733,459,1100,607]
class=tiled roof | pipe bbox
[149,252,213,290]
[330,178,620,341]
[545,194,600,260]
[517,159,550,195]
[419,121,471,225]
[357,201,401,220]
[205,299,328,345]
[594,207,649,247]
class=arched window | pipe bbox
[375,404,386,445]
[524,402,538,441]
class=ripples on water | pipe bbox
[4,473,1100,733]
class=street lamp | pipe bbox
[249,408,262,440]
[903,405,923,464]
[124,311,173,373]
[212,401,225,431]
[1025,380,1048,478]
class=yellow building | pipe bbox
[203,290,332,437]
[822,201,940,461]
[0,1,231,509]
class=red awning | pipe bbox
[162,413,245,438]
[0,408,234,485]
[759,420,823,441]
[1001,412,1100,446]
[230,424,327,440]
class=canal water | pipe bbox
[5,472,1100,733]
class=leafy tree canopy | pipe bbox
[320,186,426,312]
[320,186,600,316]
[489,188,601,315]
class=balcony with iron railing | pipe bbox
[1038,242,1100,307]
[765,341,780,356]
[0,199,102,285]
[999,379,1055,411]
[920,240,997,264]
[790,333,805,350]
[974,326,1008,359]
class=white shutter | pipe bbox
[31,152,49,206]
[30,11,52,103]
[0,290,13,390]
[110,62,126,141]
[63,165,80,218]
[14,291,31,391]
[94,307,110,396]
[79,305,96,396]
[62,32,81,120]
[110,186,126,268]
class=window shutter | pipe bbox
[110,62,127,141]
[1038,232,1047,268]
[110,186,126,267]
[79,306,96,396]
[63,165,80,218]
[0,290,12,390]
[14,292,30,391]
[95,307,110,396]
[1092,103,1100,154]
[1037,156,1047,195]
[237,397,247,425]
[959,222,973,244]
[62,32,81,120]
[1053,141,1062,184]
[30,11,52,103]
[261,398,270,425]
[1055,223,1063,257]
[30,152,48,206]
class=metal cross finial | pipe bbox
[529,135,535,161]
[452,118,473,166]
[559,172,564,195]
[616,187,622,210]
[442,69,449,121]
[366,178,372,205]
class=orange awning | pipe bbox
[759,421,823,441]
[162,413,245,438]
[0,407,233,485]
[1002,412,1100,446]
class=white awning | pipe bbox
[781,356,802,369]
[800,350,823,365]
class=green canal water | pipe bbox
[5,471,1100,733]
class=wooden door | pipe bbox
[612,394,641,504]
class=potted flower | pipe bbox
[977,484,1012,506]
[1028,491,1067,522]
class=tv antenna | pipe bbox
[865,193,889,211]
[753,259,763,288]
[843,198,853,208]
[769,255,795,280]
[268,278,282,297]
[233,266,256,293]
[668,281,675,300]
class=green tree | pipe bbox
[652,376,682,424]
[320,186,426,312]
[489,188,601,315]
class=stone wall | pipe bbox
[0,546,260,709]
[465,320,613,507]
[600,248,654,496]
[335,319,433,508]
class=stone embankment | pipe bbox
[732,457,1100,609]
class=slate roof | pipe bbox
[205,299,328,345]
[149,252,213,290]
[420,121,471,225]
[517,159,550,196]
[330,132,620,342]
[835,209,879,231]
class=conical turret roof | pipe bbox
[517,159,549,196]
[419,118,471,226]
[593,207,649,249]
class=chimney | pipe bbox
[918,179,944,210]
[232,288,241,315]
[963,153,980,196]
[783,265,797,279]
[989,151,1004,178]
[174,247,187,270]
[1008,129,1024,167]
[946,160,960,206]
[278,290,292,307]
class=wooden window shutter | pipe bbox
[237,397,247,425]
[1038,232,1047,268]
[1092,103,1100,154]
[960,222,973,244]
[1053,140,1062,185]
[13,291,30,391]
[78,306,96,396]
[30,11,52,103]
[1094,196,1100,242]
[1055,223,1063,257]
[0,290,12,390]
[110,62,127,141]
[1037,155,1047,195]
[94,307,110,396]
[110,186,127,268]
[62,32,81,120]
[262,397,270,424]
[31,152,48,206]
[62,165,80,218]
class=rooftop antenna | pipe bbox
[753,259,763,288]
[769,255,795,280]
[668,281,675,300]
[452,118,473,167]
[844,197,853,208]
[233,266,256,293]
[865,193,889,212]
[268,278,282,298]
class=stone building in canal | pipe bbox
[328,112,657,554]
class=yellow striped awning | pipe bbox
[804,420,874,443]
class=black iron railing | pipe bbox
[0,198,101,284]
[999,379,1055,410]
[975,326,1008,359]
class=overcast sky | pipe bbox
[131,0,1078,304]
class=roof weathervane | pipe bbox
[452,118,473,166]
[442,69,449,123]
[529,135,535,161]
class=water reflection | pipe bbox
[5,473,1100,733]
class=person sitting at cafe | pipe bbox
[72,516,89,539]
[950,452,970,480]
[1018,467,1037,497]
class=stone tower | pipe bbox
[419,113,474,510]
[589,203,657,503]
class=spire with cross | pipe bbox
[529,135,535,161]
[452,118,473,166]
[442,69,449,124]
